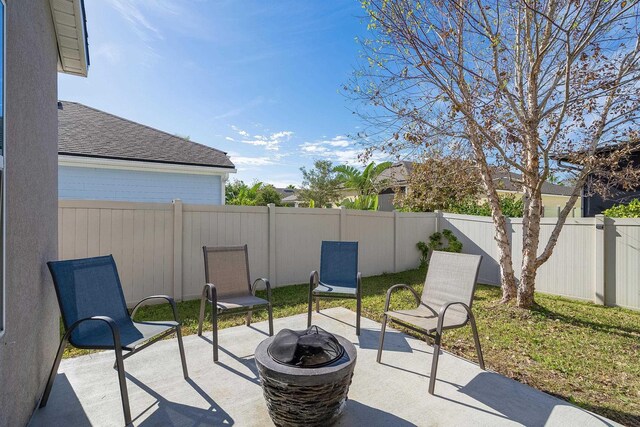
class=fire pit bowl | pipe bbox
[254,327,357,427]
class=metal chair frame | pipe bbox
[377,260,485,395]
[307,270,363,336]
[41,258,188,427]
[197,245,274,362]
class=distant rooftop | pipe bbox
[58,101,235,169]
[379,161,572,196]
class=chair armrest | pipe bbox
[202,283,218,304]
[131,295,180,323]
[309,270,319,287]
[64,316,122,350]
[384,284,420,312]
[309,270,319,301]
[252,278,272,303]
[436,301,473,333]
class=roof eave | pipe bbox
[51,0,90,77]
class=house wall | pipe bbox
[0,2,60,426]
[59,165,223,204]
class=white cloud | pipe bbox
[229,156,276,166]
[327,136,351,147]
[107,0,163,40]
[241,130,294,151]
[227,152,290,167]
[225,136,235,142]
[299,135,387,165]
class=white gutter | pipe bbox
[59,154,237,176]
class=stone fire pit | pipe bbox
[254,329,357,427]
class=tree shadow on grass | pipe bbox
[532,303,640,338]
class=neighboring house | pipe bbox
[274,187,301,207]
[0,2,90,426]
[58,101,236,204]
[377,161,414,211]
[556,142,640,217]
[377,161,581,216]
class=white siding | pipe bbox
[59,165,223,204]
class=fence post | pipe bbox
[172,199,183,301]
[268,204,277,286]
[594,214,606,305]
[339,206,346,241]
[434,210,442,232]
[393,210,399,273]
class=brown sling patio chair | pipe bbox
[198,245,274,362]
[377,251,485,394]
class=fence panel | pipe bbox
[181,205,269,300]
[396,213,438,272]
[274,207,340,285]
[606,218,640,309]
[345,211,395,276]
[440,214,503,285]
[511,218,596,301]
[58,200,174,304]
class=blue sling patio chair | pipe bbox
[307,241,362,335]
[40,255,189,426]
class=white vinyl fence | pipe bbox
[57,200,640,310]
[58,200,436,305]
[441,213,640,310]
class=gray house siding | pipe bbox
[0,2,60,426]
[59,165,223,204]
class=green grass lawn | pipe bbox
[63,268,640,425]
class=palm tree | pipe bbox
[333,161,393,196]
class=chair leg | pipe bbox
[307,292,313,327]
[39,338,68,408]
[211,300,219,362]
[428,332,442,395]
[176,326,189,379]
[356,295,362,336]
[246,310,253,327]
[268,304,274,336]
[469,314,485,370]
[197,288,207,336]
[315,296,320,313]
[114,347,132,426]
[376,314,388,363]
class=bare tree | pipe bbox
[394,156,482,212]
[350,0,640,307]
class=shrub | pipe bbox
[416,229,463,268]
[602,199,640,218]
[448,194,524,217]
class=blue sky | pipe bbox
[59,0,381,187]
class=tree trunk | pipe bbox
[469,133,517,302]
[518,188,542,308]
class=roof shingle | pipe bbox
[58,101,235,169]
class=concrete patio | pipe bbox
[30,307,618,427]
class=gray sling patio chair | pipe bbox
[377,251,485,394]
[41,255,189,426]
[308,241,362,335]
[198,245,274,362]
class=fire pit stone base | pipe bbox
[255,334,357,427]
